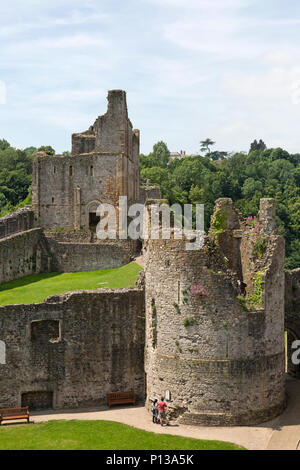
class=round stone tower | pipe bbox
[144,198,286,425]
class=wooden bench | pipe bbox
[0,407,30,425]
[107,391,136,408]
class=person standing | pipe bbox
[152,399,158,424]
[157,396,168,426]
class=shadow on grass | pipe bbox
[0,273,61,293]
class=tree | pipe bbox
[24,147,37,156]
[249,139,267,153]
[0,139,10,151]
[37,145,55,156]
[200,138,215,155]
[152,141,170,168]
[209,151,228,161]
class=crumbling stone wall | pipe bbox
[33,90,140,230]
[0,228,52,284]
[0,289,145,409]
[144,198,286,426]
[0,207,34,239]
[47,238,140,272]
[139,186,161,203]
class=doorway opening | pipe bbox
[89,212,100,232]
[21,391,53,410]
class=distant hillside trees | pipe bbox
[0,136,298,269]
[140,141,300,269]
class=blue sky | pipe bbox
[1,0,300,154]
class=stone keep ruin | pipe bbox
[32,90,141,230]
[0,90,299,423]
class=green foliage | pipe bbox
[140,141,300,267]
[247,270,265,309]
[37,145,55,155]
[286,239,300,269]
[0,139,10,151]
[249,139,267,153]
[209,150,228,161]
[253,236,268,259]
[173,302,181,314]
[236,295,250,311]
[183,317,196,327]
[23,146,37,156]
[0,191,32,217]
[0,135,298,270]
[140,141,170,169]
[211,209,227,236]
[200,138,215,155]
[0,142,33,212]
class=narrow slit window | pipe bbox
[90,165,94,176]
[69,165,73,176]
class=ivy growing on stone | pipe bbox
[183,317,196,327]
[253,236,268,259]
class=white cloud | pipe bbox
[146,0,251,9]
[163,19,251,58]
[7,34,108,53]
[223,66,300,103]
[0,11,109,38]
[34,88,107,104]
[0,81,7,104]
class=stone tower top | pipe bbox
[33,89,141,229]
[71,89,138,157]
[259,198,277,235]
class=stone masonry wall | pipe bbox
[47,238,141,272]
[144,198,286,426]
[0,228,52,284]
[33,91,140,230]
[0,289,145,409]
[32,152,124,229]
[0,207,34,239]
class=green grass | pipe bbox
[0,262,142,305]
[0,420,245,450]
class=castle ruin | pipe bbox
[0,90,299,424]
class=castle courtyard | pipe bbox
[6,377,298,451]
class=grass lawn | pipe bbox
[0,420,245,450]
[0,262,142,305]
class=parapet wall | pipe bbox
[0,207,34,239]
[0,289,145,409]
[47,238,141,272]
[0,228,52,284]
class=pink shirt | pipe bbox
[157,401,167,412]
